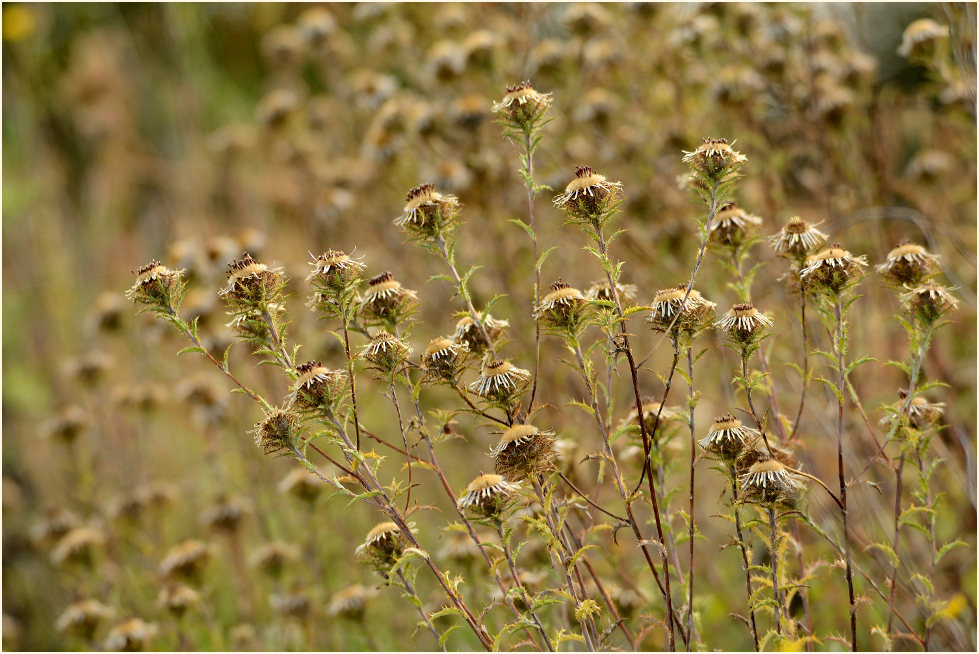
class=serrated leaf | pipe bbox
[177,346,205,356]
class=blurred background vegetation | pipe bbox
[2,3,976,651]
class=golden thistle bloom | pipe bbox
[800,243,868,292]
[249,541,301,579]
[898,18,949,60]
[43,405,90,444]
[51,527,105,567]
[355,521,406,570]
[158,584,201,617]
[470,358,531,402]
[739,459,805,504]
[552,165,624,222]
[533,280,589,331]
[56,599,114,640]
[699,413,760,461]
[421,337,469,380]
[491,424,557,480]
[252,408,301,456]
[360,330,411,373]
[585,279,637,303]
[271,588,312,620]
[218,253,285,307]
[306,249,365,293]
[104,618,158,652]
[126,261,184,306]
[709,202,762,247]
[159,539,213,583]
[287,362,347,411]
[648,285,716,333]
[359,271,418,321]
[492,81,552,129]
[453,314,509,354]
[876,242,940,286]
[900,281,959,322]
[394,183,461,238]
[457,473,520,517]
[682,137,747,181]
[327,584,373,621]
[278,468,322,502]
[769,217,828,261]
[716,303,773,343]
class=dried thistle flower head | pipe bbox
[682,137,747,183]
[63,352,112,386]
[880,391,947,433]
[249,541,300,579]
[648,285,717,334]
[359,271,418,322]
[201,496,250,534]
[360,330,411,374]
[709,202,762,247]
[252,407,302,456]
[158,584,201,618]
[453,314,509,354]
[307,249,365,295]
[699,413,761,461]
[492,81,552,131]
[716,303,773,346]
[288,362,347,411]
[56,599,114,640]
[159,539,213,584]
[533,279,589,332]
[617,399,682,439]
[898,18,949,60]
[327,584,374,621]
[470,358,531,404]
[800,243,868,293]
[457,473,520,518]
[769,217,828,261]
[900,281,959,322]
[126,261,185,307]
[735,440,798,474]
[51,526,105,568]
[218,253,285,309]
[297,6,336,46]
[421,337,469,381]
[278,467,322,502]
[104,618,158,652]
[355,521,406,571]
[93,291,126,332]
[491,424,557,480]
[394,183,461,239]
[876,242,940,286]
[31,508,81,548]
[739,459,805,505]
[552,165,624,224]
[43,405,90,444]
[585,279,637,303]
[256,88,299,129]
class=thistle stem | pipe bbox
[729,470,760,650]
[524,128,543,415]
[397,570,446,652]
[768,506,783,635]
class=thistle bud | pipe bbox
[900,281,958,323]
[394,184,461,239]
[682,137,747,184]
[457,473,520,519]
[252,408,303,456]
[126,261,185,308]
[359,271,418,323]
[306,250,365,297]
[533,280,589,333]
[715,303,773,347]
[492,81,552,131]
[420,337,469,381]
[287,362,347,412]
[360,330,411,374]
[552,165,624,225]
[709,202,762,248]
[491,424,557,480]
[218,253,286,310]
[876,242,939,286]
[699,413,760,461]
[800,243,868,293]
[355,521,406,572]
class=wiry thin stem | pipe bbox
[524,128,543,415]
[496,521,554,651]
[397,570,446,652]
[685,346,698,650]
[832,296,858,651]
[341,307,363,450]
[729,469,760,650]
[768,506,783,635]
[886,451,906,637]
[789,292,809,441]
[387,382,413,511]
